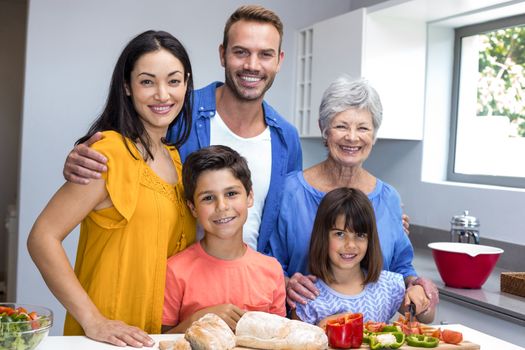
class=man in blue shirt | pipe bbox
[63,5,302,254]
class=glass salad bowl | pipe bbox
[0,303,53,350]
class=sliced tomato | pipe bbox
[442,329,463,344]
[0,306,9,313]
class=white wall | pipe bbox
[0,0,26,295]
[17,0,352,334]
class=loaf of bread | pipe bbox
[158,337,191,350]
[184,313,236,350]
[235,311,328,350]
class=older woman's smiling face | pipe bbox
[326,108,375,168]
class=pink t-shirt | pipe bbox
[162,242,286,326]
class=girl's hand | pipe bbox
[403,283,436,324]
[286,273,319,309]
[83,316,154,348]
[404,284,430,315]
[408,277,439,310]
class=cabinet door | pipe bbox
[307,9,366,137]
[295,7,425,140]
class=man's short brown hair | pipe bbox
[223,5,284,52]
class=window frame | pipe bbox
[448,13,525,189]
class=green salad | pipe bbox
[0,306,51,350]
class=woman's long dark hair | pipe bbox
[76,30,193,160]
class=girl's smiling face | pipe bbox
[328,214,368,275]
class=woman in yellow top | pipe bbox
[27,30,196,347]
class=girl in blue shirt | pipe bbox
[293,187,435,325]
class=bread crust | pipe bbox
[235,311,328,350]
[158,337,191,350]
[184,313,236,350]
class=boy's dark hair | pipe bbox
[182,145,252,204]
[308,187,383,285]
[223,5,283,52]
[77,30,194,161]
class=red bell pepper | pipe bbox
[325,313,363,349]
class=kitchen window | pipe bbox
[448,14,525,188]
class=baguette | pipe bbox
[235,311,328,350]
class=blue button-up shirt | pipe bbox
[169,81,303,253]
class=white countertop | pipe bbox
[37,324,524,350]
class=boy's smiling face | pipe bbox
[188,168,253,241]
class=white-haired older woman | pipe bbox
[269,76,437,322]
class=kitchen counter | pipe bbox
[36,324,525,350]
[413,249,525,326]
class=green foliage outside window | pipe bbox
[477,26,525,136]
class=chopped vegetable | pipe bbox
[0,305,51,350]
[442,329,463,344]
[365,321,387,333]
[406,334,439,348]
[376,333,397,346]
[326,313,363,348]
[369,331,405,349]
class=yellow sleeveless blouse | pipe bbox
[64,131,195,335]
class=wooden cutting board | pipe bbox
[233,340,480,349]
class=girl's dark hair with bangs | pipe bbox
[76,30,193,160]
[308,187,383,285]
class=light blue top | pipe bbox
[268,170,417,279]
[169,82,303,253]
[296,270,405,324]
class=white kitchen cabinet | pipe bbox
[294,6,426,140]
[294,9,365,137]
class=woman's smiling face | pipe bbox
[127,48,187,137]
[325,108,375,168]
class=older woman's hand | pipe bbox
[286,272,319,309]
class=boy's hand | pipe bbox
[286,272,319,309]
[199,304,245,331]
[64,132,108,184]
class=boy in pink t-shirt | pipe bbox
[161,145,286,333]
